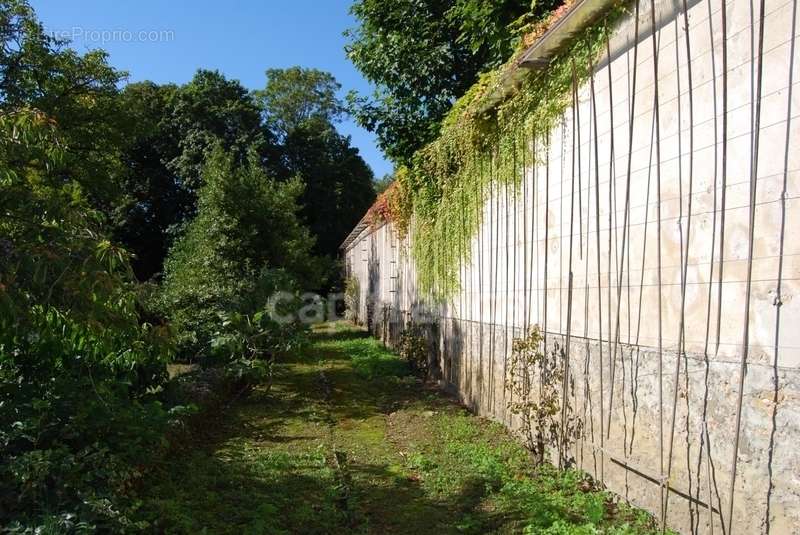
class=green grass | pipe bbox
[134,321,668,534]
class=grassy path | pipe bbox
[137,322,663,534]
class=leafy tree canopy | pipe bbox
[258,67,375,263]
[0,0,129,211]
[114,81,185,281]
[345,0,560,163]
[167,69,271,197]
[117,67,371,282]
[257,66,344,139]
[114,70,273,281]
[160,145,321,354]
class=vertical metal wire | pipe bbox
[607,0,640,440]
[513,138,522,418]
[695,2,721,531]
[487,150,495,411]
[505,136,515,424]
[581,51,594,471]
[531,130,539,408]
[561,60,579,469]
[765,2,797,531]
[469,158,476,395]
[726,0,766,530]
[715,0,729,353]
[645,0,666,523]
[604,29,616,446]
[477,156,486,408]
[560,119,566,341]
[492,148,501,413]
[458,157,469,389]
[576,70,584,260]
[543,133,551,407]
[618,18,635,500]
[562,270,575,468]
[629,107,656,457]
[523,129,529,332]
[531,129,538,328]
[589,42,606,485]
[663,0,696,527]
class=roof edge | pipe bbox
[479,0,620,113]
[339,216,389,252]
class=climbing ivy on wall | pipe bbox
[379,2,628,298]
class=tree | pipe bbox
[0,0,129,212]
[168,69,271,201]
[0,1,186,282]
[256,66,344,139]
[160,145,321,355]
[258,67,376,264]
[114,71,272,281]
[280,124,376,259]
[114,81,186,281]
[345,0,559,163]
[0,107,172,532]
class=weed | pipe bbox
[397,324,430,377]
[507,326,583,466]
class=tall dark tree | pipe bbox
[258,67,376,262]
[345,0,559,163]
[168,69,272,198]
[280,125,375,258]
[113,82,185,281]
[114,71,273,281]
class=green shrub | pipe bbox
[0,109,173,531]
[506,327,582,465]
[160,146,322,357]
[210,308,309,392]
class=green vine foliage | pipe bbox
[395,3,627,298]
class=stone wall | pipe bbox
[342,1,800,532]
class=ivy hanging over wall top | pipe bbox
[367,1,629,299]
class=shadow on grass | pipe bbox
[143,320,671,534]
[275,343,455,423]
[136,389,503,535]
[136,324,501,534]
[312,330,371,342]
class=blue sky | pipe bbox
[30,0,393,179]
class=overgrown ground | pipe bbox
[135,322,664,534]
